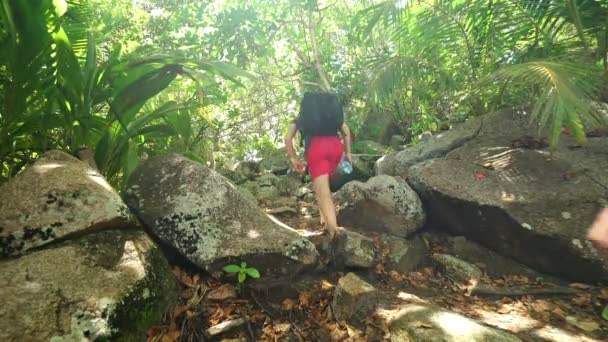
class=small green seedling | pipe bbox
[222,261,260,290]
[602,304,608,321]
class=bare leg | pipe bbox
[312,174,338,239]
[587,208,608,249]
[319,210,326,226]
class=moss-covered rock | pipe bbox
[0,229,175,341]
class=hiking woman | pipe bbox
[285,92,352,240]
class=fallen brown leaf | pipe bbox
[572,294,593,306]
[282,298,296,311]
[172,267,197,288]
[552,307,566,318]
[298,290,312,308]
[173,304,190,319]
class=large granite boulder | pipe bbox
[0,230,175,342]
[0,150,134,257]
[335,175,425,237]
[125,154,318,277]
[375,116,483,176]
[407,110,608,281]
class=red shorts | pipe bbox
[306,136,343,180]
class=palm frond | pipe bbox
[486,60,606,145]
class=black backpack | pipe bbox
[296,93,344,138]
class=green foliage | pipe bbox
[0,0,249,184]
[355,0,608,146]
[222,261,260,291]
[2,0,608,184]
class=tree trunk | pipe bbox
[307,11,331,92]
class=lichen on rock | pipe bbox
[125,154,318,277]
[0,229,175,342]
[0,150,135,258]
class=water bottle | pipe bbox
[339,159,353,174]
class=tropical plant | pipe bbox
[0,0,249,184]
[222,261,261,291]
[355,0,608,146]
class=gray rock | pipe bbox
[335,175,425,237]
[233,160,261,180]
[306,228,376,269]
[443,235,561,282]
[389,135,406,150]
[125,154,318,277]
[332,273,378,325]
[432,253,483,285]
[259,147,291,175]
[339,229,376,268]
[353,140,389,155]
[240,173,303,202]
[241,175,281,201]
[0,150,134,258]
[0,230,175,342]
[381,235,428,274]
[375,116,482,176]
[221,168,249,185]
[294,186,313,199]
[408,110,608,281]
[379,303,522,342]
[276,174,304,196]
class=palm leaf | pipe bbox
[486,60,606,145]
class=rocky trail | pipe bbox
[2,109,608,341]
[145,193,608,342]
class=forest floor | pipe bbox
[146,197,608,342]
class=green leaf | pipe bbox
[129,101,181,135]
[240,261,247,268]
[110,65,180,122]
[245,268,260,279]
[53,0,68,17]
[181,151,205,164]
[602,304,608,321]
[238,271,246,284]
[122,141,139,185]
[223,264,241,273]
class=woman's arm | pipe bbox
[341,123,352,163]
[285,123,305,173]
